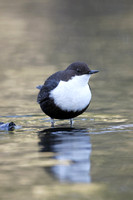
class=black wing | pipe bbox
[37,71,63,104]
[37,68,76,104]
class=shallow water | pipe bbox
[0,0,133,200]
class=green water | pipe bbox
[0,0,133,199]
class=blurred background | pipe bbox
[0,0,133,115]
[0,0,133,200]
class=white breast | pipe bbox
[50,74,92,112]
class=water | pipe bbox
[0,0,133,199]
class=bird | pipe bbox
[37,62,98,127]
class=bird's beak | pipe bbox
[89,70,99,74]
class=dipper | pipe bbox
[37,62,98,127]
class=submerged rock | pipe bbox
[0,122,16,131]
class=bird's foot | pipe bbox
[50,118,55,128]
[70,118,74,127]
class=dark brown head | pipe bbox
[66,62,99,76]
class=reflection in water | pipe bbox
[38,128,91,183]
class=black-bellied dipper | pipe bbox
[37,62,98,127]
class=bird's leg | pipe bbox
[51,118,55,127]
[70,118,74,127]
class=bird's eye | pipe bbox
[76,68,81,73]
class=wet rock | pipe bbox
[0,122,16,131]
